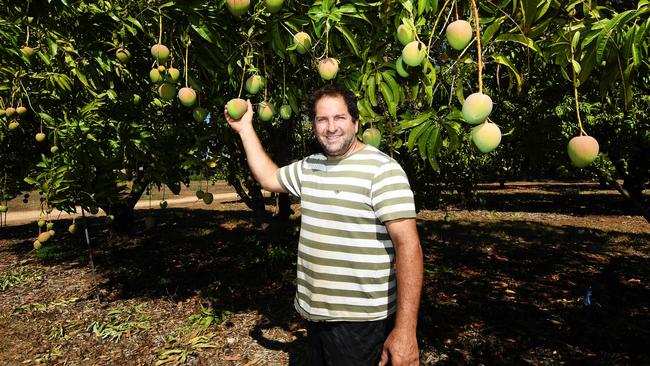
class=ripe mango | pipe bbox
[21,46,34,58]
[167,67,180,83]
[446,20,473,50]
[178,87,197,107]
[293,32,312,54]
[226,98,248,120]
[150,44,170,64]
[38,231,51,243]
[245,75,264,94]
[402,41,427,67]
[149,68,164,84]
[258,102,274,121]
[567,135,599,168]
[16,106,27,115]
[318,58,339,80]
[471,122,501,153]
[226,0,251,16]
[35,132,46,142]
[462,92,493,125]
[397,24,416,46]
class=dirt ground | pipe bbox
[0,182,648,365]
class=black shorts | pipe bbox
[306,316,395,366]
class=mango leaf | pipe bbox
[491,54,522,91]
[398,111,434,130]
[426,125,442,172]
[335,24,360,57]
[482,16,505,45]
[418,125,434,158]
[406,122,429,150]
[494,34,543,55]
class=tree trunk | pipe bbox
[598,170,650,224]
[275,193,293,220]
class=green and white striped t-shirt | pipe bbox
[276,145,416,321]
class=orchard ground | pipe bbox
[0,181,649,365]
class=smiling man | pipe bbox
[224,83,423,366]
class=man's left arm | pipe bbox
[380,217,423,366]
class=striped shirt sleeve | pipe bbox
[276,159,303,197]
[370,160,416,222]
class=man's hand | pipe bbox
[379,328,419,366]
[224,99,254,134]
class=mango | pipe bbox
[402,41,427,67]
[446,20,473,50]
[203,192,214,204]
[258,102,274,121]
[158,82,177,100]
[21,46,34,58]
[35,132,46,142]
[16,106,27,115]
[150,44,170,64]
[167,67,180,83]
[178,87,197,107]
[567,135,599,168]
[265,0,284,13]
[226,98,248,120]
[280,104,292,120]
[362,128,381,148]
[38,231,51,243]
[226,0,250,16]
[193,107,209,123]
[462,92,493,125]
[397,24,416,46]
[471,122,501,153]
[149,68,164,84]
[245,75,264,94]
[293,32,312,54]
[115,48,131,63]
[318,58,339,80]
[5,107,15,117]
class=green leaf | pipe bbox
[418,125,434,158]
[494,34,543,55]
[426,125,441,171]
[407,122,429,150]
[398,111,433,130]
[482,16,505,45]
[39,112,55,124]
[335,24,360,57]
[492,54,522,91]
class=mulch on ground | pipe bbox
[1,183,648,365]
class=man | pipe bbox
[224,84,423,366]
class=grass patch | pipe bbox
[87,304,151,342]
[0,266,44,291]
[154,305,229,365]
[13,297,79,315]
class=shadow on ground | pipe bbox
[2,193,649,365]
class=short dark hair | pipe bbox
[307,83,359,122]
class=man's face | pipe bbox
[313,95,359,159]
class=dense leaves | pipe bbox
[0,0,647,222]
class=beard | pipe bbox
[317,132,358,159]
